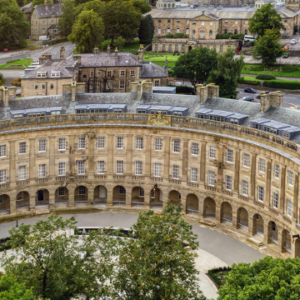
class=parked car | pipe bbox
[284,45,289,50]
[282,53,289,58]
[290,39,296,45]
[256,91,269,99]
[244,87,256,93]
[241,96,254,102]
[3,48,8,52]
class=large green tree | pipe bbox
[58,0,76,38]
[208,48,244,99]
[0,215,118,300]
[112,202,207,300]
[0,0,30,50]
[138,17,152,45]
[131,0,151,14]
[248,3,285,37]
[68,9,105,53]
[24,0,59,6]
[218,256,300,300]
[252,29,286,65]
[145,14,154,40]
[173,47,218,88]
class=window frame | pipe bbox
[155,138,162,151]
[97,161,105,174]
[154,163,161,177]
[77,160,86,175]
[0,145,6,157]
[116,137,124,149]
[38,164,46,178]
[116,160,124,175]
[38,139,46,152]
[135,161,143,176]
[208,171,215,186]
[19,165,26,181]
[78,137,86,149]
[243,153,250,168]
[0,169,6,184]
[173,140,180,153]
[58,138,66,151]
[172,165,179,179]
[136,137,143,150]
[225,175,232,191]
[242,180,248,196]
[58,162,66,176]
[19,142,26,155]
[258,186,264,202]
[191,143,199,155]
[97,137,105,149]
[209,146,216,159]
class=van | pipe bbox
[244,35,256,42]
[39,35,50,41]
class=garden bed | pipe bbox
[207,266,232,289]
[0,59,33,69]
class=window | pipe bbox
[119,186,126,195]
[38,164,46,178]
[0,170,6,184]
[135,161,142,175]
[139,187,144,197]
[181,44,185,51]
[192,21,196,25]
[288,171,293,186]
[209,30,212,37]
[245,20,248,24]
[38,140,46,152]
[273,192,279,208]
[107,71,112,77]
[155,44,158,51]
[274,164,280,179]
[227,148,233,163]
[97,137,105,149]
[224,20,228,23]
[169,44,172,51]
[242,180,248,196]
[58,138,66,150]
[158,28,161,34]
[117,137,124,149]
[50,84,54,90]
[58,187,65,196]
[78,137,85,149]
[120,81,125,89]
[154,163,161,177]
[176,28,180,33]
[173,165,179,179]
[201,21,204,25]
[78,186,86,195]
[35,84,38,90]
[191,168,197,182]
[0,145,6,157]
[42,84,45,90]
[209,146,216,159]
[186,28,189,34]
[120,71,125,77]
[116,161,123,174]
[192,30,195,37]
[97,161,105,174]
[158,19,161,23]
[130,71,135,77]
[58,162,66,176]
[151,189,155,198]
[243,153,250,167]
[77,160,86,175]
[91,72,94,77]
[173,140,180,153]
[287,200,292,217]
[200,33,205,39]
[191,143,199,155]
[259,158,265,173]
[258,186,264,202]
[244,29,248,35]
[19,142,26,154]
[19,166,26,181]
[208,171,215,186]
[220,45,223,52]
[154,80,159,86]
[177,20,180,23]
[136,137,143,150]
[167,28,170,33]
[226,175,232,190]
[155,139,162,151]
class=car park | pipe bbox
[241,96,254,102]
[244,87,256,93]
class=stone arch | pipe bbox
[131,186,145,207]
[168,190,181,206]
[186,193,198,215]
[55,186,69,206]
[94,185,107,205]
[36,188,49,206]
[204,197,215,219]
[253,213,264,238]
[74,185,88,206]
[0,194,10,214]
[168,3,170,7]
[224,28,228,34]
[150,187,163,208]
[113,185,126,205]
[268,221,278,244]
[16,191,30,211]
[237,207,248,230]
[172,3,175,7]
[282,229,292,253]
[233,28,238,34]
[221,202,232,223]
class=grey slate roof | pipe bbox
[140,62,167,78]
[21,2,32,13]
[21,65,74,79]
[35,3,62,19]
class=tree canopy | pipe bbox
[58,0,76,38]
[208,48,244,99]
[173,47,218,88]
[218,256,300,300]
[252,29,286,65]
[138,17,152,45]
[248,3,285,37]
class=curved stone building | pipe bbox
[0,82,299,258]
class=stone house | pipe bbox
[31,0,62,41]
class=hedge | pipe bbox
[165,33,188,38]
[282,66,299,72]
[43,37,68,46]
[216,33,244,40]
[239,76,300,89]
[208,266,232,288]
[0,237,10,252]
[175,85,195,94]
[256,74,276,80]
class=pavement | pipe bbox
[0,212,265,300]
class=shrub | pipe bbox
[113,36,125,50]
[173,33,187,38]
[12,77,21,86]
[266,80,300,89]
[19,38,27,48]
[101,39,112,50]
[282,66,299,72]
[0,237,10,252]
[256,74,276,80]
[165,33,174,38]
[0,73,3,85]
[168,69,175,77]
[43,37,68,46]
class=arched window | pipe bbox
[158,28,161,34]
[177,28,180,33]
[209,30,212,37]
[186,28,189,34]
[224,29,227,34]
[167,28,170,33]
[244,29,248,35]
[192,30,195,37]
[234,29,238,34]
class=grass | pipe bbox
[144,52,180,62]
[242,64,300,78]
[243,75,299,84]
[0,59,33,69]
[122,39,141,52]
[208,267,231,289]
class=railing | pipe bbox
[113,201,126,206]
[75,201,88,206]
[187,208,198,215]
[16,205,30,210]
[94,200,107,206]
[131,201,145,207]
[0,113,297,159]
[150,202,163,208]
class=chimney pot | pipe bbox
[115,47,118,59]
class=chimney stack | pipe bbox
[60,46,65,60]
[164,57,168,72]
[138,44,144,63]
[107,45,110,54]
[94,46,99,54]
[115,47,118,59]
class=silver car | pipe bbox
[290,39,296,45]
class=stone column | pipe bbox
[68,185,75,208]
[277,228,284,253]
[200,142,206,183]
[88,184,94,206]
[145,136,152,178]
[215,201,221,224]
[29,138,35,180]
[293,174,299,223]
[234,149,240,192]
[9,191,16,215]
[182,139,188,182]
[180,191,187,214]
[198,195,205,219]
[49,136,56,178]
[107,135,114,177]
[164,137,170,181]
[9,140,16,184]
[126,135,133,175]
[87,134,95,180]
[248,215,254,236]
[144,188,150,209]
[29,190,36,211]
[232,209,238,229]
[69,135,76,175]
[106,187,113,206]
[49,188,56,211]
[263,221,271,245]
[126,188,132,207]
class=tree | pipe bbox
[74,0,92,6]
[112,202,207,300]
[248,3,285,37]
[173,47,218,88]
[68,9,105,53]
[252,29,286,65]
[208,48,244,99]
[58,0,76,38]
[218,256,300,300]
[138,17,152,45]
[114,36,125,50]
[27,0,59,6]
[0,275,35,300]
[130,0,151,14]
[0,215,118,300]
[0,0,30,50]
[145,14,154,40]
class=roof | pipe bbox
[140,62,168,78]
[35,3,62,19]
[196,108,249,119]
[10,107,62,115]
[20,2,32,13]
[21,65,74,79]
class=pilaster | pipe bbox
[200,142,206,183]
[69,135,75,175]
[9,140,16,183]
[182,139,188,182]
[126,135,133,175]
[164,137,170,180]
[250,153,256,198]
[49,136,56,177]
[49,189,55,210]
[87,134,95,179]
[29,138,35,180]
[68,186,75,207]
[107,135,114,176]
[145,135,152,177]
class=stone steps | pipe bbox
[246,236,264,247]
[199,219,216,227]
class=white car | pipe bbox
[290,39,296,45]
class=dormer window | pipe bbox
[37,72,46,77]
[51,71,60,77]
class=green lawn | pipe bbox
[0,59,33,69]
[144,52,180,62]
[243,75,299,84]
[242,64,300,78]
[122,39,141,52]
